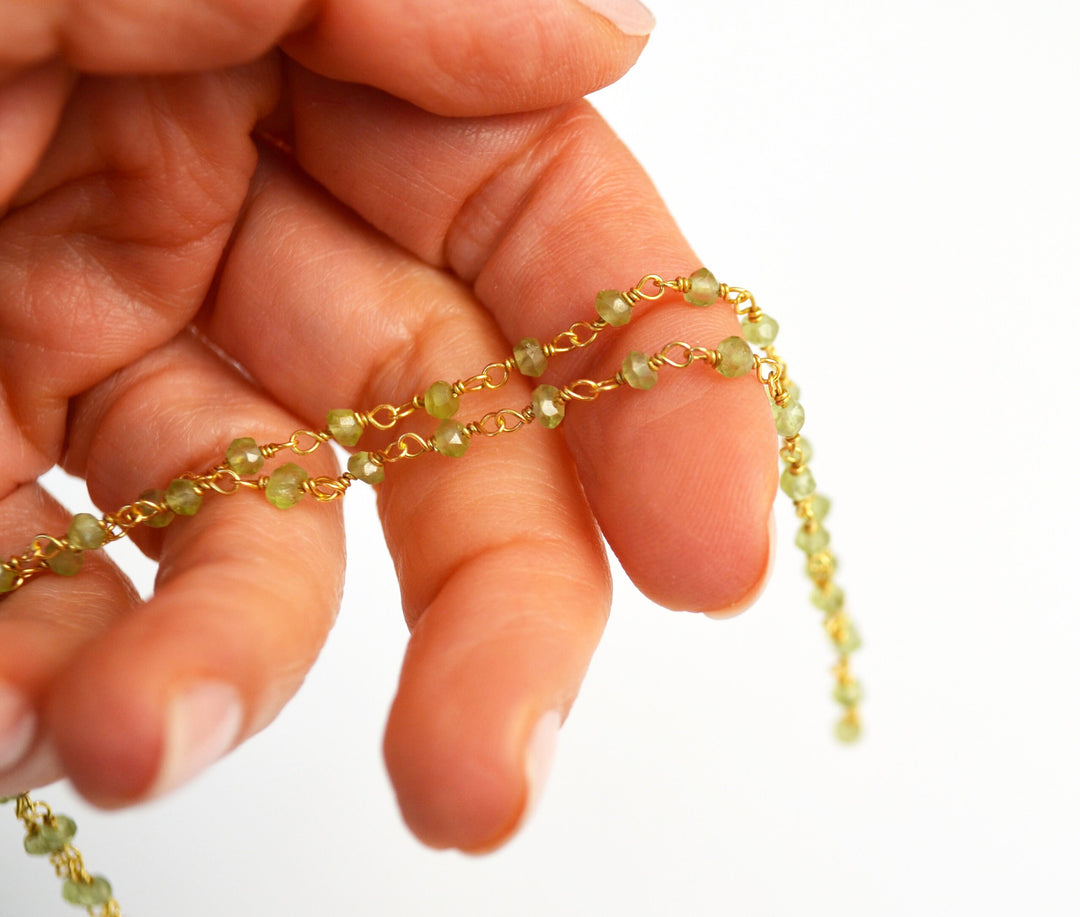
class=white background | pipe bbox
[3,0,1079,914]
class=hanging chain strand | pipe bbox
[0,268,863,911]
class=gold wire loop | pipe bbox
[287,430,329,454]
[303,476,350,501]
[366,404,400,430]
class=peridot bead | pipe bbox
[433,420,469,457]
[513,338,548,377]
[226,437,264,475]
[715,336,754,378]
[45,549,82,577]
[66,513,106,551]
[780,466,816,501]
[347,451,385,485]
[0,564,18,593]
[24,816,76,855]
[834,680,863,707]
[809,492,830,521]
[595,289,632,326]
[798,437,814,464]
[61,876,113,907]
[784,379,801,402]
[806,550,837,581]
[165,478,202,516]
[795,524,830,554]
[684,268,720,307]
[835,717,861,744]
[811,584,845,613]
[621,350,658,390]
[424,380,460,419]
[773,400,805,437]
[742,313,779,345]
[138,489,175,528]
[827,615,862,654]
[531,384,565,429]
[327,409,363,447]
[265,463,308,509]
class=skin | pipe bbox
[0,0,775,852]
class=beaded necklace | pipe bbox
[1,268,862,915]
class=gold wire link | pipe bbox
[459,359,515,393]
[302,476,351,501]
[378,431,433,464]
[205,468,242,495]
[287,429,330,455]
[365,404,402,431]
[560,377,621,402]
[467,409,533,438]
[547,320,606,354]
[726,285,758,316]
[655,341,711,369]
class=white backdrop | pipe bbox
[3,1,1079,914]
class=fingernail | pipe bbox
[575,0,655,36]
[705,511,777,620]
[149,681,242,798]
[523,710,561,819]
[0,684,36,773]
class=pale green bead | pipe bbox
[714,336,754,378]
[779,466,816,501]
[795,525,830,554]
[327,409,363,447]
[138,489,175,528]
[0,565,18,593]
[423,380,460,419]
[834,680,863,707]
[513,338,548,377]
[226,437,264,475]
[24,816,76,855]
[265,463,308,509]
[811,584,845,613]
[347,450,385,485]
[0,795,19,803]
[809,492,830,521]
[165,478,202,516]
[433,420,469,457]
[621,350,658,390]
[828,617,862,654]
[62,876,113,907]
[835,717,861,744]
[531,384,565,429]
[684,268,720,307]
[798,437,814,464]
[45,549,83,577]
[772,400,805,437]
[784,379,801,402]
[741,313,779,345]
[806,550,837,581]
[67,513,106,551]
[595,289,632,326]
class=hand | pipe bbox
[0,0,775,851]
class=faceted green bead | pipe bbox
[741,313,779,345]
[834,680,863,707]
[138,489,175,529]
[433,420,469,457]
[327,409,363,447]
[835,717,861,744]
[595,289,632,326]
[61,876,113,907]
[621,350,658,390]
[531,384,565,429]
[513,338,548,377]
[24,816,76,855]
[165,478,202,516]
[0,564,17,593]
[266,463,308,509]
[806,550,837,581]
[423,381,460,419]
[347,451,385,485]
[226,437,264,475]
[795,524,830,554]
[773,400,805,437]
[714,336,754,378]
[811,584,845,613]
[779,466,816,501]
[45,549,83,577]
[684,268,720,307]
[809,492,830,521]
[783,379,801,402]
[67,513,106,551]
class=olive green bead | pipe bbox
[433,420,469,457]
[798,437,814,464]
[834,680,863,707]
[783,379,801,402]
[61,876,113,907]
[226,437,264,475]
[779,466,816,501]
[714,336,754,378]
[0,564,18,593]
[835,717,861,744]
[684,268,720,307]
[828,617,862,654]
[531,384,565,429]
[595,289,633,326]
[795,524,830,554]
[806,550,837,581]
[347,451,385,485]
[423,381,460,419]
[811,584,845,613]
[513,338,548,377]
[773,400,805,437]
[741,313,779,345]
[327,409,363,447]
[621,350,658,390]
[45,549,83,577]
[67,513,106,551]
[138,489,175,528]
[165,478,202,516]
[24,816,77,855]
[808,492,830,521]
[265,463,308,509]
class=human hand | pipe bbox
[0,0,775,851]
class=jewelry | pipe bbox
[1,269,862,915]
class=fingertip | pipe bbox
[704,509,776,620]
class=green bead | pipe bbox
[783,379,801,402]
[795,524,830,554]
[834,680,863,707]
[327,409,363,447]
[423,381,460,419]
[742,313,779,345]
[0,565,16,593]
[66,513,106,551]
[714,336,754,378]
[806,550,837,581]
[798,437,814,464]
[265,463,308,509]
[61,875,113,907]
[513,338,548,377]
[621,350,658,390]
[773,400,805,437]
[828,616,862,654]
[165,478,202,516]
[684,268,720,307]
[226,437,264,475]
[531,384,565,429]
[138,489,175,528]
[45,549,83,577]
[595,289,632,326]
[347,451,385,485]
[835,717,861,744]
[809,492,830,521]
[811,584,845,613]
[779,466,816,501]
[433,420,469,457]
[24,816,76,855]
